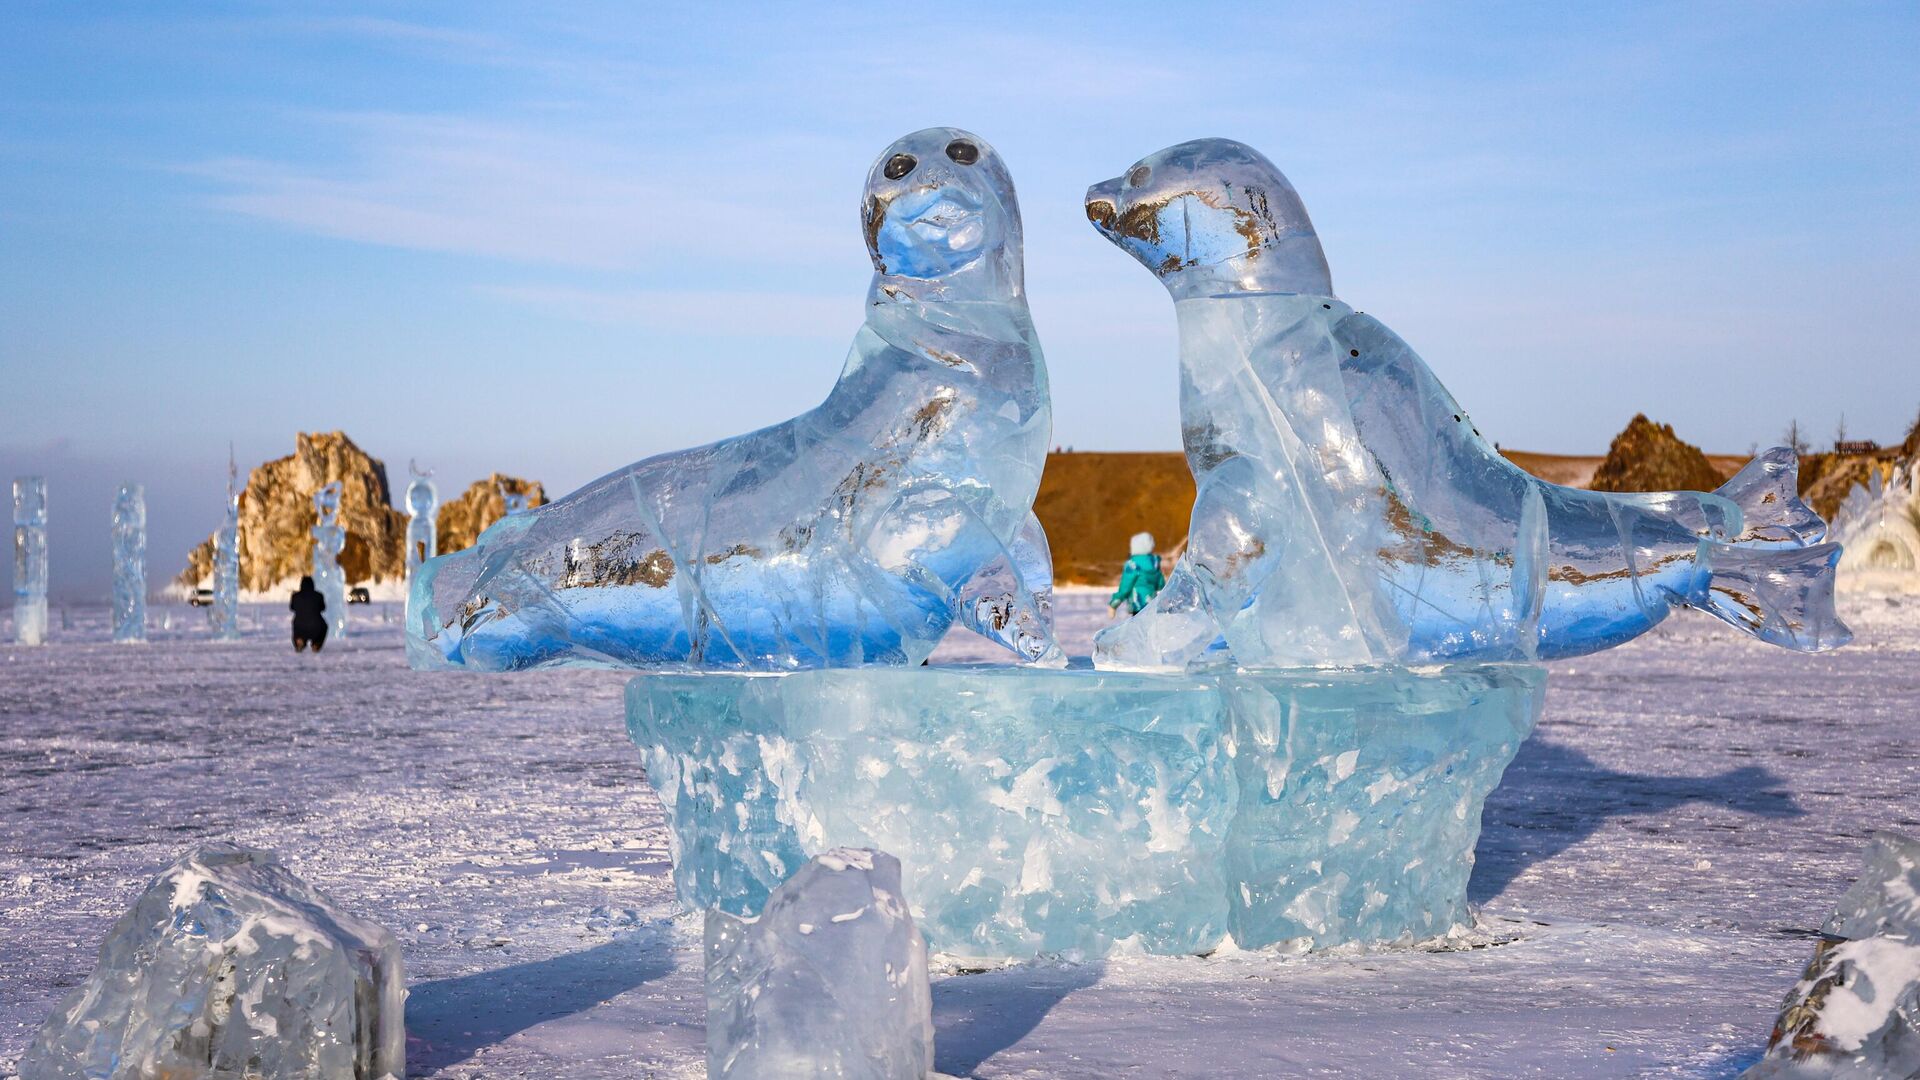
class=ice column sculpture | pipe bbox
[111,482,146,643]
[500,484,530,516]
[211,452,243,642]
[311,481,346,639]
[1082,139,1849,670]
[405,461,438,578]
[705,848,933,1079]
[13,476,48,646]
[408,127,1060,672]
[20,843,406,1080]
[1744,831,1920,1078]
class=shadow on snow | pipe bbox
[933,961,1105,1076]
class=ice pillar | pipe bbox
[405,463,437,579]
[311,482,347,638]
[211,454,243,642]
[111,483,146,643]
[12,476,48,646]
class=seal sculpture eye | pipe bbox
[1127,165,1151,187]
[945,140,979,165]
[883,153,916,180]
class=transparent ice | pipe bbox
[408,127,1059,672]
[111,482,145,644]
[500,485,530,516]
[1744,831,1920,1078]
[1832,465,1920,585]
[1084,139,1850,671]
[13,475,48,646]
[405,463,438,578]
[211,453,242,642]
[704,848,933,1080]
[630,664,1540,960]
[19,842,406,1080]
[312,481,347,639]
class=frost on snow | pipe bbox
[705,847,933,1080]
[1746,831,1920,1078]
[20,843,406,1080]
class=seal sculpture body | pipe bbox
[409,127,1061,671]
[1085,138,1850,670]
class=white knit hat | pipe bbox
[1130,532,1155,556]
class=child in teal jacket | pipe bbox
[1109,532,1166,615]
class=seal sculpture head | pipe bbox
[865,126,1022,303]
[1085,138,1331,300]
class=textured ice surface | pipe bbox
[211,457,242,642]
[1744,832,1920,1078]
[405,466,437,579]
[1833,466,1920,591]
[705,848,933,1079]
[111,482,145,644]
[1083,138,1849,671]
[408,127,1058,673]
[312,481,347,638]
[629,664,1541,960]
[19,842,405,1080]
[13,475,48,646]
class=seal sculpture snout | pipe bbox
[1085,178,1121,236]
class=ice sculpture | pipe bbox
[1744,831,1920,1078]
[500,485,530,516]
[20,842,405,1080]
[408,127,1059,672]
[211,451,243,642]
[111,482,145,643]
[705,848,933,1079]
[13,475,48,646]
[311,481,347,639]
[1832,465,1920,590]
[405,461,438,578]
[1083,139,1850,670]
[630,663,1540,960]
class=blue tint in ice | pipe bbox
[629,664,1541,960]
[406,462,438,578]
[19,843,406,1080]
[311,481,346,638]
[705,848,933,1079]
[408,128,1057,672]
[111,482,145,644]
[1084,139,1851,671]
[13,476,48,646]
[211,453,242,642]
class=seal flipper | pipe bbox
[1716,447,1827,545]
[955,510,1067,667]
[1687,539,1851,651]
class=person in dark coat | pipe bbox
[290,575,328,652]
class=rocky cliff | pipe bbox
[1588,414,1729,494]
[436,474,548,555]
[179,432,409,590]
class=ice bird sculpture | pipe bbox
[1085,138,1850,669]
[409,127,1060,671]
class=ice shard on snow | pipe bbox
[111,482,145,644]
[1083,138,1851,671]
[13,475,48,646]
[408,127,1059,672]
[1744,831,1920,1078]
[211,452,243,642]
[705,848,933,1080]
[19,843,405,1080]
[312,481,347,639]
[405,462,438,579]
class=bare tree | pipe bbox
[1782,418,1810,457]
[1834,413,1848,451]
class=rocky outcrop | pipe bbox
[436,474,548,555]
[178,432,408,589]
[1588,414,1728,494]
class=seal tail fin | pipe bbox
[1715,447,1827,544]
[1692,539,1851,651]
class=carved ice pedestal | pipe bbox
[628,664,1543,962]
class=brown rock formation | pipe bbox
[1588,414,1729,494]
[436,474,548,555]
[1033,452,1195,586]
[178,432,409,589]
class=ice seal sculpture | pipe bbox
[1083,138,1851,671]
[408,126,1059,671]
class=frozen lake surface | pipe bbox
[2,592,1916,1078]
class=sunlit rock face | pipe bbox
[705,848,933,1080]
[1084,138,1848,671]
[407,128,1058,673]
[629,664,1542,961]
[20,843,405,1080]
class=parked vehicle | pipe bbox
[187,588,215,607]
[348,587,371,605]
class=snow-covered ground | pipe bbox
[2,593,1915,1078]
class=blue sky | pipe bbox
[3,2,1916,598]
